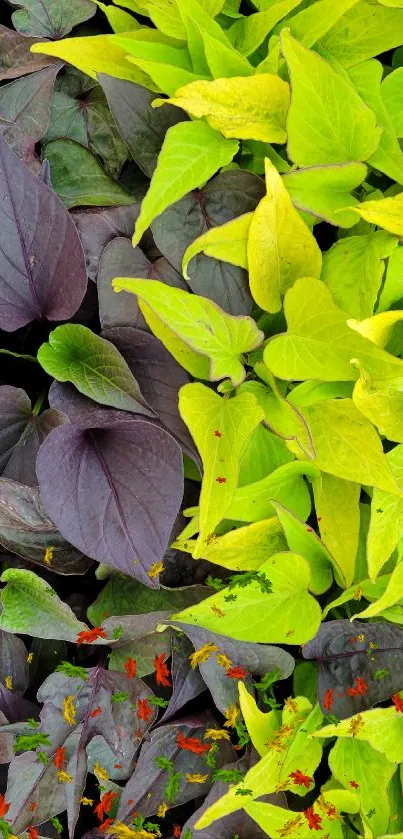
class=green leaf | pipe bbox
[132,121,238,245]
[226,460,317,523]
[43,139,132,209]
[314,706,403,764]
[284,0,360,47]
[378,246,403,311]
[238,682,281,757]
[245,373,316,459]
[227,0,304,56]
[281,30,382,166]
[355,559,403,619]
[110,31,193,72]
[282,162,367,228]
[322,575,390,619]
[271,501,333,594]
[12,0,95,38]
[88,574,205,625]
[264,277,403,383]
[349,192,403,236]
[367,445,403,580]
[31,34,156,85]
[171,552,322,644]
[38,324,154,416]
[178,383,264,553]
[157,74,290,143]
[381,67,403,137]
[352,360,403,444]
[182,212,251,280]
[126,59,208,98]
[94,0,140,31]
[176,518,287,571]
[313,473,360,589]
[321,231,398,319]
[0,569,88,642]
[113,279,263,386]
[247,159,322,313]
[200,30,254,78]
[319,1,403,67]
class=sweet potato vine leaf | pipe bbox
[9,0,96,38]
[0,569,88,642]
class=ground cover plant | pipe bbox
[4,0,403,837]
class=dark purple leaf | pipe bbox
[48,381,142,427]
[303,619,403,719]
[71,204,140,281]
[39,158,52,186]
[117,714,235,820]
[97,238,185,331]
[0,682,38,723]
[5,751,65,833]
[166,623,295,713]
[0,386,68,486]
[151,171,266,315]
[102,327,195,456]
[9,0,96,39]
[0,135,87,331]
[160,633,205,723]
[0,630,28,695]
[98,75,187,178]
[0,64,60,171]
[0,479,92,575]
[0,710,14,764]
[36,417,183,585]
[0,26,57,81]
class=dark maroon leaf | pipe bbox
[0,26,57,81]
[303,619,403,719]
[166,623,295,713]
[36,417,183,585]
[0,64,60,171]
[102,327,195,456]
[0,386,68,486]
[0,479,92,575]
[0,630,28,695]
[0,135,87,331]
[151,170,265,315]
[98,75,187,178]
[160,633,205,723]
[0,682,38,723]
[71,204,140,281]
[48,381,140,427]
[117,714,235,821]
[9,0,96,39]
[97,237,185,331]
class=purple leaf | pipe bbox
[0,710,14,764]
[303,619,403,718]
[0,479,92,575]
[102,327,195,456]
[0,64,60,171]
[0,26,57,81]
[36,417,183,585]
[0,682,39,723]
[151,171,266,315]
[165,623,295,713]
[71,204,140,281]
[48,381,136,427]
[117,714,235,820]
[0,630,28,695]
[98,76,187,178]
[5,752,65,834]
[0,135,87,331]
[0,385,68,486]
[160,633,205,723]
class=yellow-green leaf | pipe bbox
[314,706,403,764]
[246,372,316,460]
[226,460,318,523]
[368,445,403,580]
[182,212,251,280]
[282,161,367,228]
[227,0,304,56]
[381,67,403,137]
[272,501,333,594]
[313,473,360,589]
[176,518,287,571]
[355,559,403,619]
[31,35,155,85]
[353,362,403,444]
[247,158,322,313]
[285,0,360,47]
[350,192,403,236]
[238,682,281,757]
[93,0,141,31]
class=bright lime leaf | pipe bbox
[368,445,403,580]
[281,30,382,166]
[227,0,304,56]
[243,797,348,839]
[313,473,360,589]
[321,231,398,319]
[319,1,403,67]
[238,682,281,757]
[157,74,290,143]
[178,383,264,553]
[314,706,403,764]
[0,569,88,642]
[38,325,154,416]
[353,361,403,444]
[263,277,403,382]
[348,310,403,349]
[246,373,316,459]
[322,575,390,620]
[381,67,403,137]
[284,0,361,47]
[247,159,322,313]
[171,552,322,644]
[31,35,155,85]
[349,192,403,236]
[356,559,403,619]
[176,518,287,571]
[226,460,317,523]
[272,501,333,594]
[282,162,367,228]
[201,30,254,78]
[182,213,251,280]
[378,246,403,311]
[94,1,140,31]
[113,279,263,385]
[132,121,239,245]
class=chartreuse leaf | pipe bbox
[264,277,403,383]
[200,30,253,78]
[247,159,322,313]
[175,518,287,571]
[131,122,238,245]
[352,360,403,444]
[368,445,403,581]
[319,1,403,67]
[182,213,251,280]
[110,31,193,71]
[381,67,403,137]
[124,59,207,98]
[271,501,333,594]
[313,473,360,589]
[244,373,315,459]
[195,695,322,829]
[314,706,403,764]
[38,325,155,416]
[349,192,403,236]
[227,0,304,56]
[321,231,398,319]
[171,552,322,643]
[30,35,155,86]
[349,310,403,349]
[179,383,264,554]
[349,59,403,185]
[244,791,358,839]
[226,460,317,524]
[329,739,396,838]
[355,559,403,620]
[156,74,290,143]
[0,569,88,642]
[94,1,140,31]
[322,575,390,619]
[282,162,367,228]
[238,682,281,757]
[284,0,360,47]
[113,279,263,385]
[281,30,382,166]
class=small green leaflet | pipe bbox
[38,324,155,416]
[271,501,334,595]
[113,279,263,385]
[282,162,367,228]
[42,139,133,209]
[226,460,317,523]
[132,121,239,246]
[0,569,88,642]
[182,213,251,280]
